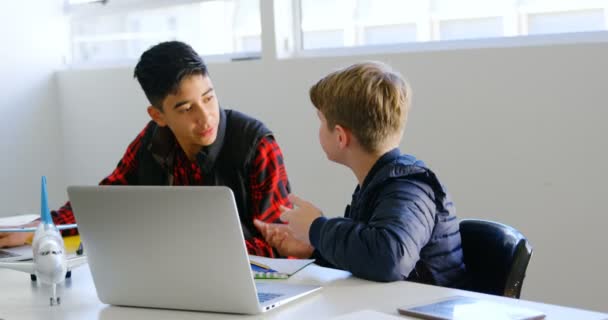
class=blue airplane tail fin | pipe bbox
[41,176,53,225]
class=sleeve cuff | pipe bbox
[309,216,328,248]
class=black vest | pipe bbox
[136,108,272,240]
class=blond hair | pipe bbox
[309,61,411,153]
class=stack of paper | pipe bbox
[249,255,315,279]
[0,214,38,229]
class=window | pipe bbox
[297,0,608,51]
[520,0,608,35]
[299,0,422,49]
[65,0,608,64]
[68,0,105,4]
[300,0,351,49]
[438,17,504,41]
[67,0,261,65]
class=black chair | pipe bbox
[460,219,533,298]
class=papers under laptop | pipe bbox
[0,245,33,262]
[68,186,321,314]
[0,214,38,262]
[250,255,315,279]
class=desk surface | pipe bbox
[0,265,606,320]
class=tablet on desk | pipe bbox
[397,296,546,320]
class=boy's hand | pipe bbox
[279,194,322,246]
[0,221,39,248]
[0,220,40,248]
[0,232,32,248]
[254,219,314,258]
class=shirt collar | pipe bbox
[360,148,402,190]
[148,108,227,173]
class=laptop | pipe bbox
[67,185,321,314]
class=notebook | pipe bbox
[0,214,38,226]
[0,245,33,262]
[250,255,315,279]
[68,185,321,314]
[332,310,403,319]
[0,215,38,262]
[397,296,546,320]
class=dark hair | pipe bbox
[133,41,208,110]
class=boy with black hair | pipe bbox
[0,41,291,257]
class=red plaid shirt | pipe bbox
[53,125,291,257]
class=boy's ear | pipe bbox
[147,106,167,127]
[334,125,351,149]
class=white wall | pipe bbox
[57,41,608,312]
[0,1,67,215]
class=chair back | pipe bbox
[460,219,532,298]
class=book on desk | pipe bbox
[249,255,314,279]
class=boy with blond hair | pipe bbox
[255,62,468,287]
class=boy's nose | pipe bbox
[193,103,209,123]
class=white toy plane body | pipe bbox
[0,176,87,305]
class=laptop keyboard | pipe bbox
[257,292,284,303]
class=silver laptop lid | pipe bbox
[67,186,261,314]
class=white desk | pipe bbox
[0,265,606,320]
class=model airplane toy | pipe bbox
[0,176,87,305]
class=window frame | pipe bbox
[65,0,263,67]
[284,0,608,59]
[63,0,608,67]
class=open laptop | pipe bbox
[67,185,321,314]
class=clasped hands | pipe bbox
[254,194,322,258]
